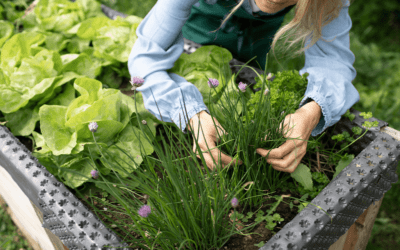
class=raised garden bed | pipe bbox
[1,81,399,250]
[1,1,400,250]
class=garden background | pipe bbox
[0,0,399,249]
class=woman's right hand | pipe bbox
[187,111,243,170]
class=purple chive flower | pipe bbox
[88,122,98,133]
[130,76,145,90]
[91,170,99,179]
[238,82,247,92]
[231,197,239,208]
[263,87,269,96]
[207,78,220,88]
[138,205,151,218]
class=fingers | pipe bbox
[256,138,302,159]
[256,137,308,173]
[278,115,296,137]
[189,112,241,170]
[266,143,307,173]
[201,150,241,170]
[193,136,242,170]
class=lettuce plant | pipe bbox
[75,15,143,63]
[33,0,105,33]
[0,0,144,137]
[0,20,14,49]
[0,31,104,136]
[31,77,155,188]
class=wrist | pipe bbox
[303,100,322,127]
[188,110,207,131]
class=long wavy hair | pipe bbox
[214,0,353,62]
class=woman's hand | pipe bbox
[187,111,243,170]
[256,101,322,173]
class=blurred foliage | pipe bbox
[96,0,157,19]
[0,0,36,22]
[348,0,400,54]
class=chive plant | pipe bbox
[63,50,375,249]
[75,103,263,249]
[202,54,306,208]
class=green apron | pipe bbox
[182,0,296,70]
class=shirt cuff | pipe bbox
[171,102,210,134]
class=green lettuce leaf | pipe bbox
[47,82,76,107]
[0,32,46,73]
[39,105,78,155]
[100,124,154,178]
[42,31,70,52]
[60,157,95,189]
[0,45,68,114]
[0,20,14,50]
[3,105,40,136]
[34,0,105,33]
[167,45,233,108]
[38,77,140,159]
[60,53,102,79]
[77,15,142,62]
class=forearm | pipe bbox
[297,0,359,136]
[128,0,208,132]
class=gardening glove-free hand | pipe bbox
[187,110,243,170]
[256,101,322,173]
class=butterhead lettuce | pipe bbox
[34,77,155,188]
[33,0,105,33]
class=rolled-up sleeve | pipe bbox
[127,0,209,133]
[298,0,360,136]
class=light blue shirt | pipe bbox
[127,0,359,137]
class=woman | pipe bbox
[128,0,359,173]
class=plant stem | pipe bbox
[316,146,321,172]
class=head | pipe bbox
[216,0,353,67]
[255,0,299,14]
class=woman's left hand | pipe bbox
[256,101,322,173]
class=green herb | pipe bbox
[290,163,313,191]
[363,120,379,128]
[254,241,265,247]
[244,70,309,123]
[332,154,355,179]
[359,111,373,119]
[352,126,363,135]
[343,109,356,122]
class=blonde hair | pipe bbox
[214,0,353,64]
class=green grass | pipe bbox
[0,0,399,249]
[0,202,33,250]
